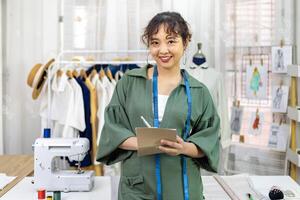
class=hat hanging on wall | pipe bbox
[192,42,206,66]
[27,58,55,100]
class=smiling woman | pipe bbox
[96,11,220,200]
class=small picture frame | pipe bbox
[246,64,268,99]
[271,46,292,74]
[271,85,289,113]
[248,111,264,136]
[230,106,243,135]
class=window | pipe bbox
[225,0,276,147]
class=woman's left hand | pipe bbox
[158,136,187,156]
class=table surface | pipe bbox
[2,175,300,200]
[0,155,33,197]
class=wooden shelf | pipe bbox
[286,148,300,167]
[287,106,300,122]
[287,64,300,77]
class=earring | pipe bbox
[146,52,150,65]
[183,51,187,66]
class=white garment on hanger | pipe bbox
[91,75,106,146]
[53,73,81,138]
[40,72,85,138]
[100,75,119,176]
[102,76,116,104]
[67,78,85,131]
[187,67,231,148]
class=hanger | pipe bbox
[99,67,106,80]
[80,69,87,80]
[89,68,98,80]
[66,70,73,78]
[280,39,285,48]
[106,67,114,81]
[72,69,79,78]
[56,69,63,77]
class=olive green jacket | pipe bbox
[96,65,220,200]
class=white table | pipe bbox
[2,176,300,200]
[1,177,111,200]
[203,176,300,200]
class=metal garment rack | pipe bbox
[46,49,155,130]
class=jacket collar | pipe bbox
[126,65,204,88]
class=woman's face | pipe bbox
[149,25,185,70]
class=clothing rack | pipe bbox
[46,49,155,130]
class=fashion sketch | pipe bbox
[272,46,292,74]
[230,106,243,134]
[248,111,264,135]
[268,124,279,148]
[246,64,267,99]
[250,67,261,96]
[274,49,284,71]
[268,123,289,151]
[273,87,283,109]
[272,85,289,113]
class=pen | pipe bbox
[140,116,151,128]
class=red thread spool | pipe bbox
[38,188,46,199]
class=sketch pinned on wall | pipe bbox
[271,46,292,73]
[248,110,264,135]
[272,85,289,113]
[268,123,289,151]
[246,64,268,99]
[230,105,243,135]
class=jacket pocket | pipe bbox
[120,175,154,200]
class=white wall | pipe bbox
[0,0,4,155]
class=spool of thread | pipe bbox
[53,191,61,200]
[43,128,51,138]
[269,186,284,200]
[46,196,53,200]
[37,189,46,200]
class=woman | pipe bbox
[97,11,220,200]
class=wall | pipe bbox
[2,0,59,154]
[0,0,3,154]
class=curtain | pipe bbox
[0,0,3,154]
[2,0,59,154]
[62,0,225,71]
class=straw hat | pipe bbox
[27,58,55,100]
[27,63,43,87]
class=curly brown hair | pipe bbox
[142,11,192,47]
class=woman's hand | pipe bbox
[158,136,186,156]
[159,136,204,158]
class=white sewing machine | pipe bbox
[33,138,95,192]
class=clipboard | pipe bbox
[135,127,177,156]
